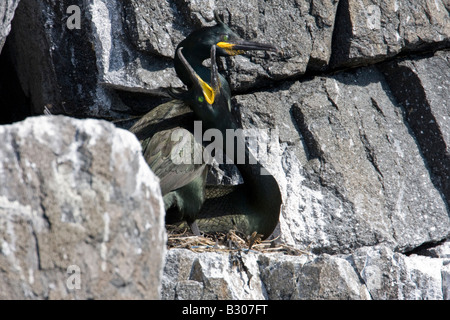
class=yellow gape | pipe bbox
[196,75,215,104]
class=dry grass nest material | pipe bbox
[166,226,309,255]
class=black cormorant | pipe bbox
[170,45,282,240]
[174,12,277,95]
[130,15,280,238]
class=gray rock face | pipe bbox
[7,0,340,117]
[0,116,166,299]
[162,249,265,300]
[234,63,449,254]
[9,0,101,117]
[2,0,450,299]
[331,0,450,67]
[259,253,371,299]
[380,51,450,205]
[162,243,450,300]
[123,0,339,90]
[352,245,448,299]
[216,0,339,89]
[0,0,20,53]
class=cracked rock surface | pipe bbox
[0,0,449,299]
[0,117,166,299]
[163,243,450,300]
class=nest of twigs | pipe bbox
[166,225,308,255]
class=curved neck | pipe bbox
[225,131,280,202]
[175,44,210,88]
[231,136,281,237]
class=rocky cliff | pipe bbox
[0,0,449,299]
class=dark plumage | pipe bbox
[170,45,282,240]
[130,16,280,238]
[130,98,206,234]
[174,12,277,92]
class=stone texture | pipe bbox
[161,243,450,300]
[7,0,450,117]
[259,253,370,299]
[161,249,265,300]
[217,0,339,89]
[352,245,446,299]
[0,0,20,53]
[331,0,450,67]
[443,263,450,300]
[380,50,450,206]
[234,63,450,254]
[9,0,100,117]
[123,0,339,91]
[0,0,30,125]
[123,0,187,59]
[0,116,166,299]
[2,0,450,300]
[90,0,182,98]
[162,249,371,300]
[7,0,340,119]
[7,0,167,118]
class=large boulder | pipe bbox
[0,116,166,299]
[161,249,265,300]
[351,244,449,299]
[161,248,371,300]
[259,252,371,299]
[7,0,450,116]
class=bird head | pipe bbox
[176,12,277,64]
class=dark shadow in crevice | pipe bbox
[0,39,32,124]
[404,238,448,257]
[289,102,321,162]
[379,63,450,210]
[329,0,352,69]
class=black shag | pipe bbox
[171,45,282,240]
[130,15,280,238]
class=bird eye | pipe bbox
[223,35,229,41]
[198,96,204,103]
